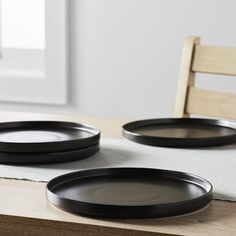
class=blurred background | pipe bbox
[0,0,235,119]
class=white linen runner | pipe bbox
[0,138,235,201]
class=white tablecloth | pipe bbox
[0,138,235,201]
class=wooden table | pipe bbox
[0,111,235,236]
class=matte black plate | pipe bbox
[0,144,99,165]
[0,121,100,153]
[46,168,213,219]
[123,118,236,148]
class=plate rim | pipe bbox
[0,143,100,165]
[0,120,101,153]
[122,118,236,147]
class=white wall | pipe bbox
[1,0,236,119]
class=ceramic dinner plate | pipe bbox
[123,118,236,148]
[46,167,213,219]
[0,143,99,165]
[0,121,100,153]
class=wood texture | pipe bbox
[174,36,236,119]
[186,87,236,120]
[0,215,172,236]
[192,45,236,76]
[173,36,200,118]
[0,111,235,236]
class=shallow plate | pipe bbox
[0,121,100,153]
[123,118,236,148]
[0,143,99,165]
[46,168,213,219]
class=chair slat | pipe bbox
[174,36,200,117]
[192,45,236,76]
[186,87,236,120]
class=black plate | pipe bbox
[0,121,100,153]
[123,118,236,148]
[0,143,99,165]
[46,168,213,219]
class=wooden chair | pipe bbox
[174,36,236,120]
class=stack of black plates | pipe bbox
[0,121,100,164]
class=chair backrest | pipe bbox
[174,36,236,120]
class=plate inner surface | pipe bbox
[53,176,206,206]
[0,128,94,143]
[133,124,235,138]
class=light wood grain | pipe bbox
[174,36,199,118]
[192,45,236,76]
[174,36,236,119]
[186,87,236,120]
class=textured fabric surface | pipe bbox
[0,138,235,201]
